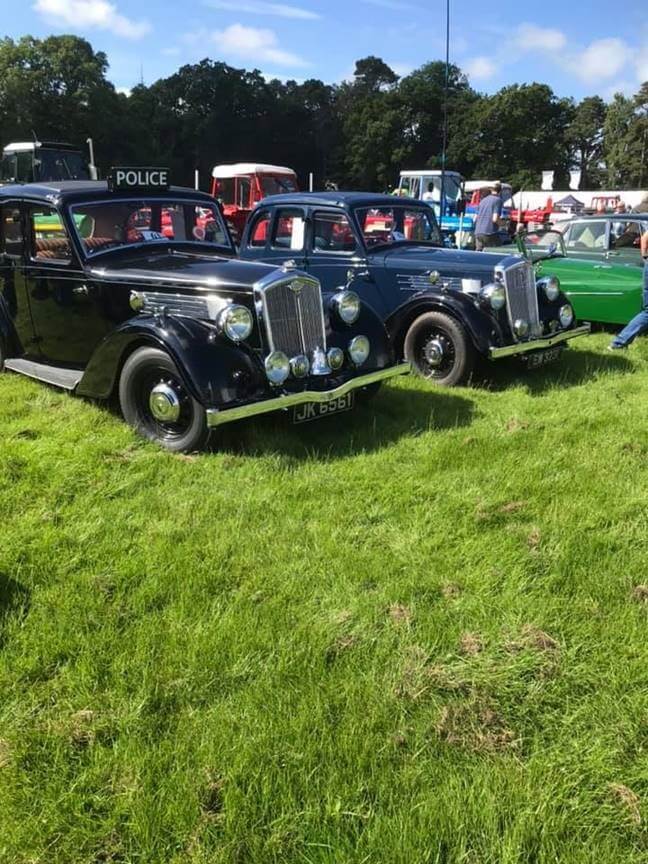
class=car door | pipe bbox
[0,201,38,358]
[22,203,115,366]
[607,219,645,267]
[242,206,308,270]
[548,257,642,325]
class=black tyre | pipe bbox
[403,311,474,386]
[119,347,211,453]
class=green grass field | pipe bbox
[0,331,646,864]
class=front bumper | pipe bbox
[489,324,591,359]
[206,362,411,428]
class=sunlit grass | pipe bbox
[0,331,646,863]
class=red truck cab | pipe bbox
[210,163,299,240]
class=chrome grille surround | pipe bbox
[255,271,327,358]
[497,260,541,341]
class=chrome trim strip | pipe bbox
[489,324,591,359]
[206,363,411,427]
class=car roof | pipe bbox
[254,191,428,209]
[570,212,648,220]
[0,181,216,205]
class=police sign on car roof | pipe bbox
[108,167,170,191]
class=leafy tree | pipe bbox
[567,96,606,189]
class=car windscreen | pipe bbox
[354,205,443,249]
[518,230,565,260]
[69,199,232,256]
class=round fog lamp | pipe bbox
[540,276,560,301]
[348,335,370,366]
[327,346,344,370]
[514,318,529,338]
[332,290,361,324]
[558,304,574,328]
[265,351,290,385]
[480,283,506,311]
[218,304,253,342]
[290,354,310,378]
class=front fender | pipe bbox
[76,314,261,406]
[387,290,501,358]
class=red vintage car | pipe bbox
[210,163,299,241]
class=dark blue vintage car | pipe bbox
[239,192,590,386]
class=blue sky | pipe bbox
[7,0,648,100]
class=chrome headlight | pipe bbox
[332,290,361,324]
[514,318,529,338]
[539,276,560,302]
[558,304,574,328]
[348,335,370,366]
[265,351,290,385]
[327,346,344,370]
[480,283,506,311]
[290,354,310,378]
[217,304,253,342]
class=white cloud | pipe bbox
[389,62,414,78]
[636,46,648,83]
[33,0,150,39]
[516,24,567,53]
[162,46,181,56]
[205,0,319,18]
[204,23,308,67]
[570,38,628,84]
[464,56,497,81]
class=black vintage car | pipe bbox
[0,176,408,452]
[238,192,590,386]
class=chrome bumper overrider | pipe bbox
[206,363,411,427]
[489,324,591,359]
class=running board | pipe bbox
[4,358,82,391]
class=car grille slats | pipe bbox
[502,262,541,339]
[262,277,326,356]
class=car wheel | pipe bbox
[403,311,474,386]
[119,347,211,453]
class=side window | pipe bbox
[565,221,606,250]
[237,178,251,209]
[611,220,642,249]
[312,211,357,253]
[248,211,271,248]
[1,205,23,257]
[0,154,17,183]
[29,206,72,262]
[271,208,305,251]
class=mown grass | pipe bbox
[0,330,646,864]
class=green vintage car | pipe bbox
[496,230,644,325]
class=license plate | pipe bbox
[293,392,354,424]
[526,346,562,368]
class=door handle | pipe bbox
[72,284,90,296]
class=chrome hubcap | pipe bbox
[149,383,181,423]
[424,338,445,367]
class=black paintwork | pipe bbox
[0,183,395,412]
[238,192,577,358]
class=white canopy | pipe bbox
[211,163,296,178]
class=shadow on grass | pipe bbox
[0,573,30,649]
[212,385,475,458]
[477,348,634,395]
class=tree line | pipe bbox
[1,35,647,193]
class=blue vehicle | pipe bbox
[239,192,589,386]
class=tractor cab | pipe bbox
[0,141,94,185]
[210,163,299,239]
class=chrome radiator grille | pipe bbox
[501,262,540,340]
[260,276,326,356]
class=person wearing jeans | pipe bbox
[610,228,648,349]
